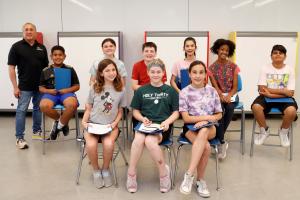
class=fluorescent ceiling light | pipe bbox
[254,0,276,7]
[231,0,254,9]
[69,0,93,12]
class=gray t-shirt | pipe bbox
[89,57,127,78]
[87,85,126,124]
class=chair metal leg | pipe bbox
[241,109,245,155]
[250,115,294,161]
[41,107,80,155]
[172,146,176,162]
[166,147,173,189]
[75,139,126,186]
[173,144,183,188]
[42,113,46,155]
[121,110,126,150]
[75,110,80,138]
[125,108,129,140]
[214,145,220,191]
[214,145,220,190]
[289,124,293,161]
[129,113,134,142]
[76,142,86,185]
[250,119,256,157]
[117,141,128,165]
[111,158,118,187]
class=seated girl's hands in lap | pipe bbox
[160,121,170,132]
[142,117,152,126]
[194,121,209,129]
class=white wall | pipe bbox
[1,0,300,108]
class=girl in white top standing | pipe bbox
[170,37,197,93]
[89,38,127,86]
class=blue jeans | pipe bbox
[15,91,42,139]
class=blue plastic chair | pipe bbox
[173,133,221,190]
[159,132,175,189]
[41,104,80,155]
[75,130,128,187]
[41,68,80,154]
[250,100,294,161]
[179,72,245,155]
[128,124,175,189]
[226,74,245,155]
[178,69,190,89]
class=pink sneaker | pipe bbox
[126,173,137,193]
[160,165,171,193]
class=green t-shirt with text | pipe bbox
[130,84,179,123]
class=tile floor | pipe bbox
[0,114,299,200]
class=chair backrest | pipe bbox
[180,69,190,89]
[181,70,242,92]
[180,70,242,93]
[237,74,242,92]
[159,124,174,146]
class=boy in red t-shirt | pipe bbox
[131,42,167,91]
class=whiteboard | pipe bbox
[233,32,298,111]
[58,32,122,110]
[145,31,209,84]
[0,33,23,111]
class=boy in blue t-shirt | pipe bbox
[39,45,80,140]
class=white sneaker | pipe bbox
[16,138,29,149]
[102,169,113,188]
[196,179,210,198]
[180,172,194,195]
[93,171,104,189]
[218,141,228,159]
[254,127,269,145]
[279,129,290,147]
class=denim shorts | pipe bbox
[42,93,77,105]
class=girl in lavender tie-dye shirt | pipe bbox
[179,85,222,116]
[178,60,222,198]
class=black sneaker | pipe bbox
[62,124,70,136]
[49,120,60,140]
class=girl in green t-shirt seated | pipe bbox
[127,58,179,193]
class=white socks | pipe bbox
[93,170,101,177]
[280,127,289,135]
[102,169,110,177]
[57,120,64,129]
